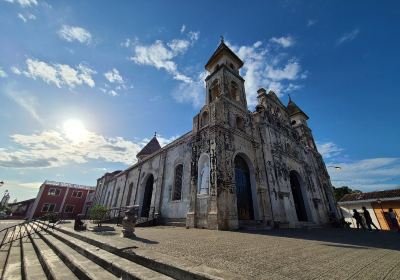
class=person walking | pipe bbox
[362,206,379,231]
[352,209,365,229]
[388,208,400,232]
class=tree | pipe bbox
[333,186,362,201]
[89,205,108,227]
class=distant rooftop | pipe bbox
[43,180,95,190]
[339,189,400,203]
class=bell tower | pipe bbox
[204,38,247,109]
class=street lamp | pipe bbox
[327,166,342,171]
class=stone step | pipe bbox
[27,227,79,280]
[21,236,47,280]
[0,242,12,278]
[36,229,119,280]
[2,239,22,280]
[34,222,173,280]
[35,221,222,280]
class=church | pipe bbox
[93,40,338,230]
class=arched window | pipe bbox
[230,82,239,101]
[201,111,209,127]
[172,164,183,201]
[209,80,220,102]
[126,183,133,206]
[236,116,245,131]
[113,188,120,207]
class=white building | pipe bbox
[94,40,338,230]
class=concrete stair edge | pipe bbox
[21,235,47,280]
[35,229,117,280]
[34,221,168,280]
[36,220,225,280]
[2,239,22,280]
[25,224,78,280]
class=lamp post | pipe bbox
[327,166,342,171]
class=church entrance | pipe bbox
[289,171,308,221]
[141,175,154,217]
[234,155,254,220]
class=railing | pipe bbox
[103,206,157,226]
[0,214,62,249]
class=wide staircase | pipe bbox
[0,219,219,280]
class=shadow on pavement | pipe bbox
[241,228,400,251]
[125,235,159,244]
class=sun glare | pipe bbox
[63,119,89,143]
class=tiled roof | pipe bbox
[286,99,309,119]
[44,180,95,190]
[136,136,161,158]
[205,41,244,70]
[339,189,400,202]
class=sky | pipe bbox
[0,0,399,202]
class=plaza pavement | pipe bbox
[61,222,400,280]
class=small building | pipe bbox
[338,189,400,230]
[8,198,35,219]
[28,180,95,219]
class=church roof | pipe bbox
[205,40,244,70]
[136,136,161,158]
[286,99,309,119]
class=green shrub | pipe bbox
[90,205,108,227]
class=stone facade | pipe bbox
[94,41,338,230]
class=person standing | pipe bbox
[352,209,365,229]
[388,208,400,232]
[362,206,379,231]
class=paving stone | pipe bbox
[55,223,400,280]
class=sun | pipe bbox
[63,119,89,143]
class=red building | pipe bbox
[28,180,95,219]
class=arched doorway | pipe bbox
[141,175,154,217]
[234,155,254,220]
[289,171,308,221]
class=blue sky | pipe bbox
[0,0,399,201]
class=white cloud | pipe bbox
[121,37,138,48]
[228,39,306,106]
[3,84,43,124]
[131,39,192,83]
[11,66,22,75]
[17,13,36,22]
[336,28,360,45]
[0,67,7,78]
[20,58,96,88]
[104,68,124,84]
[58,25,92,45]
[328,158,400,192]
[316,141,344,159]
[0,128,176,168]
[180,24,186,33]
[4,0,37,8]
[269,36,295,48]
[172,71,207,107]
[307,19,317,27]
